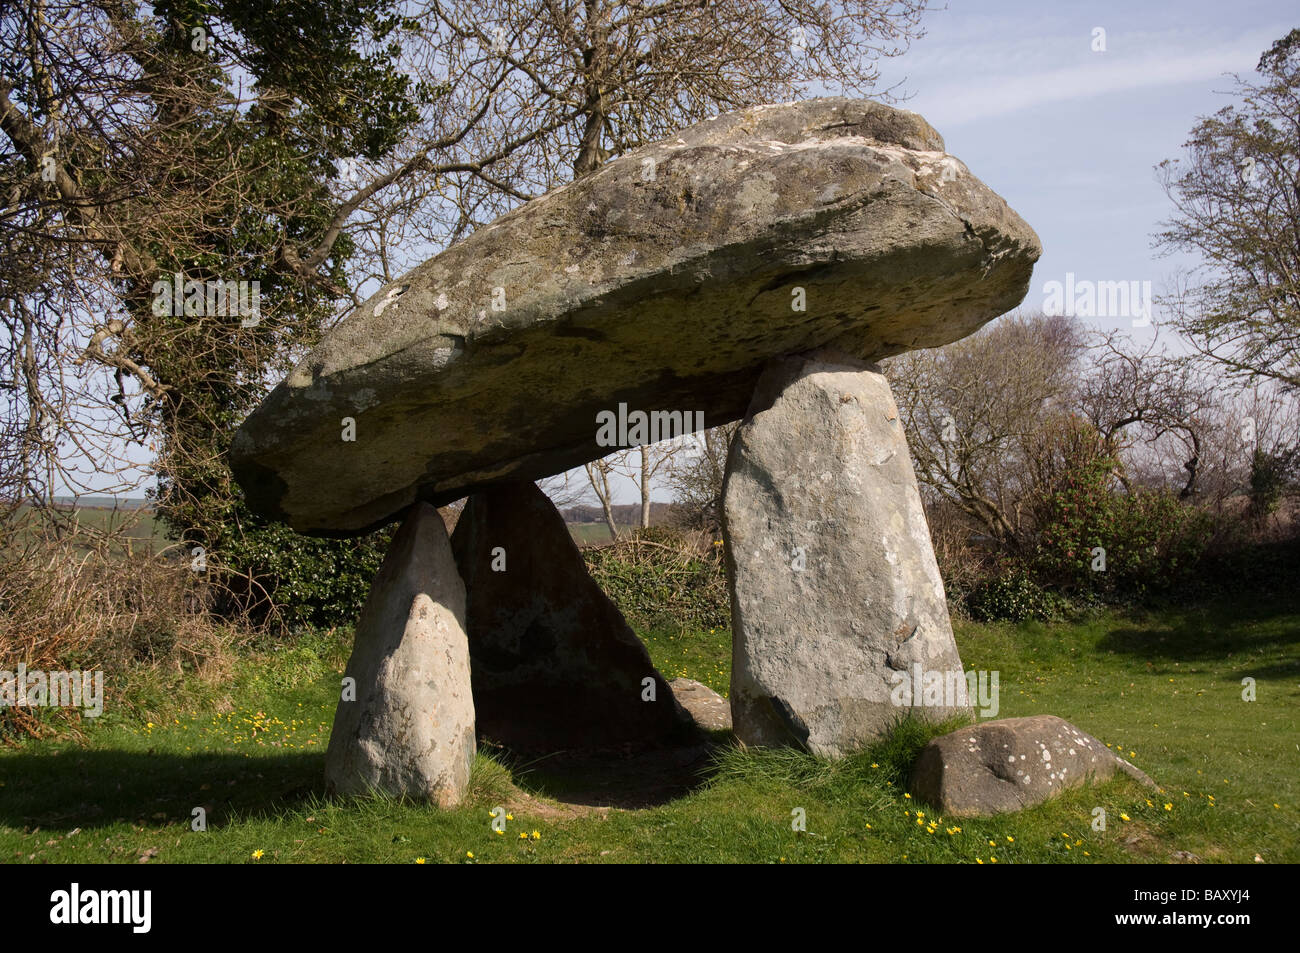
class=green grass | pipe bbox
[641,622,731,695]
[1,591,1296,864]
[567,522,634,546]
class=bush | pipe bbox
[1033,479,1214,597]
[965,567,1065,622]
[0,517,243,741]
[583,526,730,631]
[217,516,393,630]
[1024,415,1214,597]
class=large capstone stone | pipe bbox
[723,352,971,757]
[449,481,697,752]
[910,715,1158,816]
[325,503,475,804]
[231,97,1041,534]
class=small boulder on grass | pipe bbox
[910,715,1156,817]
[669,678,731,732]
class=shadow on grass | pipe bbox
[486,737,727,809]
[0,749,325,832]
[1096,587,1300,670]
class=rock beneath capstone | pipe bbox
[449,481,697,752]
[724,352,971,757]
[324,503,476,805]
[668,678,732,732]
[231,97,1041,534]
[910,715,1158,816]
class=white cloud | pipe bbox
[895,25,1288,127]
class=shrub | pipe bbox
[1024,415,1214,597]
[1033,479,1214,597]
[217,516,393,630]
[965,566,1064,622]
[583,526,730,631]
[0,516,243,741]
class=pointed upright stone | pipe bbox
[450,482,697,752]
[325,503,475,805]
[723,352,971,757]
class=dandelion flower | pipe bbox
[251,849,264,860]
[415,857,426,864]
[531,831,540,840]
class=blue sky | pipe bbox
[871,0,1294,339]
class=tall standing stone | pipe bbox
[450,482,696,752]
[723,352,971,757]
[325,503,476,804]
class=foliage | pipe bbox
[218,514,392,629]
[965,565,1064,623]
[1028,418,1215,597]
[583,526,730,632]
[1247,446,1299,520]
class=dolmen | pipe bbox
[231,97,1041,803]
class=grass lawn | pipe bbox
[1,591,1295,864]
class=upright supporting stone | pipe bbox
[723,352,971,757]
[325,503,475,805]
[451,481,696,752]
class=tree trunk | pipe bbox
[585,461,620,542]
[640,448,651,528]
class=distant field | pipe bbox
[12,504,166,554]
[568,522,633,546]
[14,504,624,553]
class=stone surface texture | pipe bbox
[232,97,1041,534]
[668,678,732,732]
[724,352,971,757]
[324,503,476,804]
[450,481,696,752]
[910,714,1158,816]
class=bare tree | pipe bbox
[1077,330,1218,497]
[584,455,623,541]
[885,312,1085,549]
[664,422,737,533]
[1155,30,1300,391]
